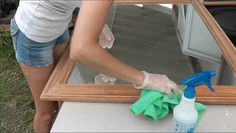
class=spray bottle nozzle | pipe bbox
[181,70,216,99]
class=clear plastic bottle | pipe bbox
[173,70,216,133]
[173,95,198,133]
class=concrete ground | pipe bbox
[74,5,194,85]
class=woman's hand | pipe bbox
[134,71,180,96]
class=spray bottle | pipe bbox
[173,70,216,133]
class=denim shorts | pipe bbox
[10,19,70,67]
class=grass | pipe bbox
[0,29,34,133]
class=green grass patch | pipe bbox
[0,30,34,133]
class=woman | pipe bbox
[11,0,179,132]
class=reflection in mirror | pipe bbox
[206,5,236,46]
[204,2,236,86]
[67,3,235,86]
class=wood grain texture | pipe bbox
[193,2,236,74]
[41,84,236,105]
[114,0,193,4]
[203,1,236,6]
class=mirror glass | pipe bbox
[68,3,236,86]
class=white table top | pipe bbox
[51,102,236,132]
[51,65,236,132]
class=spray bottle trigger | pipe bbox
[204,79,215,92]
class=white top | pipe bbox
[15,0,81,43]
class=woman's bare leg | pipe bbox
[20,43,68,133]
[20,64,57,133]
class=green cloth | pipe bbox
[130,89,206,127]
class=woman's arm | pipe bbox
[70,1,178,95]
[70,0,144,86]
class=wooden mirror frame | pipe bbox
[41,0,236,105]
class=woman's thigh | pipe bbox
[10,18,70,113]
[20,64,58,113]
